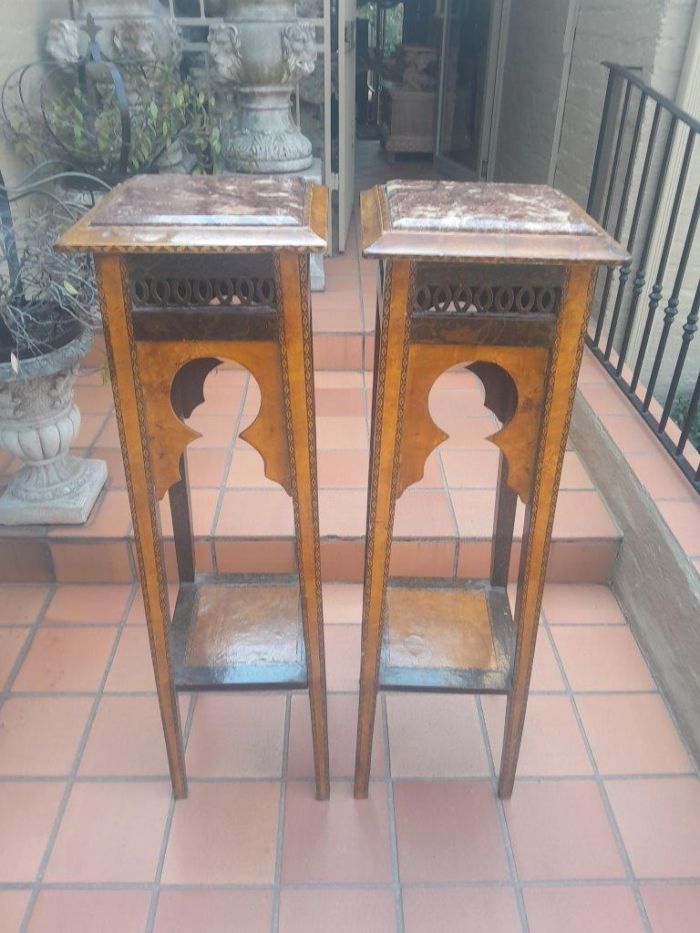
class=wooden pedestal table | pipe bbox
[354,180,627,799]
[58,174,330,800]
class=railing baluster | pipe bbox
[614,101,662,374]
[603,89,647,360]
[644,174,700,412]
[660,278,700,433]
[630,116,684,391]
[593,79,633,346]
[587,67,617,218]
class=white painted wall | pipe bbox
[0,1,69,183]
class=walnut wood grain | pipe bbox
[355,181,627,801]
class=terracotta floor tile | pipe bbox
[27,890,151,933]
[104,627,155,692]
[482,695,592,777]
[441,449,500,489]
[450,488,497,538]
[552,491,618,539]
[80,694,187,776]
[185,413,238,448]
[581,380,637,416]
[216,489,294,536]
[0,627,28,688]
[0,585,48,624]
[0,782,63,882]
[530,630,566,691]
[627,452,698,500]
[282,781,391,883]
[227,443,278,489]
[13,627,117,692]
[161,782,279,884]
[159,489,219,537]
[324,624,361,691]
[657,499,700,555]
[46,781,170,883]
[44,584,132,624]
[504,781,625,880]
[542,584,625,624]
[153,890,272,933]
[318,449,370,487]
[439,416,499,450]
[319,489,367,537]
[195,384,245,417]
[605,778,700,878]
[0,890,31,932]
[314,370,365,388]
[50,490,132,538]
[390,538,456,577]
[288,692,384,779]
[576,693,693,774]
[185,693,285,777]
[402,887,521,933]
[387,694,489,777]
[393,489,455,537]
[550,626,656,692]
[322,582,362,624]
[316,416,368,449]
[184,448,229,487]
[0,696,92,776]
[91,446,126,488]
[523,886,644,933]
[394,781,508,883]
[600,414,657,454]
[50,540,133,584]
[314,386,366,416]
[640,883,700,933]
[216,538,296,574]
[76,412,111,448]
[560,451,594,489]
[74,382,116,414]
[321,538,364,580]
[279,888,396,933]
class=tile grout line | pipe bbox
[474,694,530,933]
[270,692,292,933]
[18,583,139,933]
[0,585,56,714]
[541,610,654,932]
[144,692,198,933]
[380,694,405,933]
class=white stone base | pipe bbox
[290,157,325,291]
[0,458,108,526]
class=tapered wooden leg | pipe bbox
[499,265,595,798]
[96,255,187,799]
[354,259,412,798]
[278,252,330,800]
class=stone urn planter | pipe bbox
[0,328,107,525]
[47,0,182,67]
[208,0,317,172]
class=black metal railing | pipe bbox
[587,62,700,493]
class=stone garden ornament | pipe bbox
[209,1,318,172]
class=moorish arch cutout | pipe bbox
[397,344,549,503]
[136,341,292,501]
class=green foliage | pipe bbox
[4,62,221,181]
[672,392,700,449]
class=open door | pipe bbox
[338,0,357,252]
[434,0,507,180]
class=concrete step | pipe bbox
[0,369,621,585]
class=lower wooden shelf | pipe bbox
[171,574,307,690]
[378,579,514,694]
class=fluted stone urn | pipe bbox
[0,331,107,525]
[208,0,317,172]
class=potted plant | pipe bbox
[0,169,107,524]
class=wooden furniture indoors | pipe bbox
[58,174,330,800]
[354,180,627,799]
